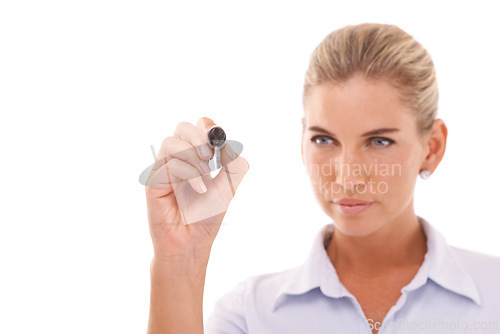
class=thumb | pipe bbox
[196,117,217,134]
[213,143,250,199]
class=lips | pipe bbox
[334,198,373,206]
[333,199,374,216]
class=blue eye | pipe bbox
[371,137,395,148]
[311,135,335,146]
[310,135,395,148]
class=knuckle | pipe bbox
[174,121,192,135]
[177,121,191,129]
[161,137,187,157]
[161,136,175,147]
[166,157,178,167]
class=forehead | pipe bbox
[304,75,413,129]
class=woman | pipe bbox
[144,23,500,334]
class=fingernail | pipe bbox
[199,181,207,193]
[200,145,212,159]
[199,161,211,174]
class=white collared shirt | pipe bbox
[205,216,500,333]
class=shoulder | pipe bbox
[216,266,301,307]
[245,266,299,293]
[213,267,297,306]
[205,266,299,333]
[226,266,300,312]
[451,245,500,301]
[451,245,500,271]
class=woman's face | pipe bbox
[301,73,434,237]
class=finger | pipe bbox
[146,157,208,194]
[156,137,211,176]
[145,157,173,189]
[165,158,208,194]
[219,141,240,166]
[212,151,249,200]
[174,121,213,160]
[196,117,217,134]
[144,156,174,201]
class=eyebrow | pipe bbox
[307,126,400,137]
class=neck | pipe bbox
[326,209,427,277]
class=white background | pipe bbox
[1,1,499,333]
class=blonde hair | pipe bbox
[303,23,438,136]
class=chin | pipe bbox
[332,220,380,237]
[328,203,382,237]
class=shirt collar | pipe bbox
[272,216,481,312]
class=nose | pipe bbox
[334,148,368,192]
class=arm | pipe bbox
[147,253,210,334]
[144,117,249,333]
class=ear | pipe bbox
[421,118,448,174]
[301,117,306,166]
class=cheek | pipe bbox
[304,150,333,179]
[304,144,419,200]
[373,151,417,198]
[303,149,338,200]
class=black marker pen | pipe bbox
[207,125,226,169]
